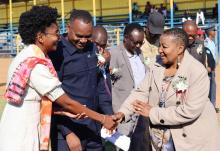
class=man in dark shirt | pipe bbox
[49,10,112,151]
[183,20,206,66]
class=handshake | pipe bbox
[54,109,125,132]
[101,112,125,131]
[54,100,151,132]
[102,100,152,131]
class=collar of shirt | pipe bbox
[60,34,78,55]
[125,49,138,58]
[188,39,202,50]
[31,44,47,59]
[141,38,159,57]
[126,50,146,88]
[205,37,215,44]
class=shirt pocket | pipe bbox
[62,55,91,78]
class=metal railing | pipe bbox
[0,29,17,56]
[0,21,219,58]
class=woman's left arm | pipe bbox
[149,71,210,126]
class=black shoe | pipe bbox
[215,107,220,113]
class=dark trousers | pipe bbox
[129,116,152,151]
[51,123,103,151]
[208,71,216,107]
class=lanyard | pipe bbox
[159,77,173,108]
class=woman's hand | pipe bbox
[53,111,88,119]
[102,115,118,131]
[53,106,88,119]
[132,100,152,117]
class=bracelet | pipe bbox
[101,115,106,124]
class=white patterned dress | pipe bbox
[0,45,64,151]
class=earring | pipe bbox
[177,56,181,69]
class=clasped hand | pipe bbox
[102,100,152,132]
[102,112,125,132]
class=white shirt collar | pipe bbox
[126,49,137,58]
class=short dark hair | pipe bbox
[69,9,92,23]
[163,28,188,49]
[18,6,59,45]
[124,23,144,36]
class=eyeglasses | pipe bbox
[129,38,145,47]
[126,36,145,47]
[44,32,60,38]
[132,40,145,46]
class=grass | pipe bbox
[0,99,6,119]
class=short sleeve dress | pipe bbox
[0,45,64,151]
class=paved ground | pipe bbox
[0,57,219,119]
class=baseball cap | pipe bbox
[147,12,165,34]
[205,26,216,33]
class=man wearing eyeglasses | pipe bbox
[49,10,112,151]
[109,23,146,150]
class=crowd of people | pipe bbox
[133,1,168,19]
[0,5,220,151]
[133,1,218,24]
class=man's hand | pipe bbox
[66,133,82,151]
[132,100,152,117]
[97,49,111,66]
[102,49,111,63]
